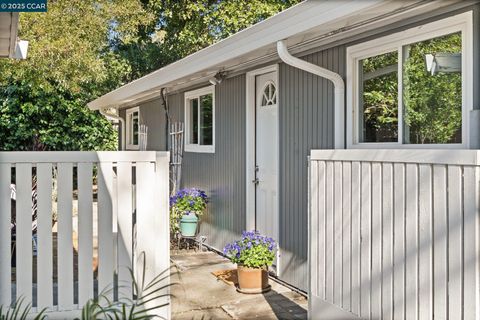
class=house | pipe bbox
[89,0,480,317]
[0,13,19,58]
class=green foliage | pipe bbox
[361,32,462,144]
[115,0,302,79]
[361,51,398,142]
[0,0,154,151]
[77,253,172,320]
[169,188,208,234]
[0,83,117,151]
[403,32,462,144]
[0,0,300,151]
[223,231,277,269]
[0,298,46,320]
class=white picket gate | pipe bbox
[308,149,480,320]
[0,151,170,319]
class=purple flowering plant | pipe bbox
[169,188,208,233]
[223,231,277,269]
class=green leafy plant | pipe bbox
[169,188,208,234]
[0,253,175,320]
[223,231,277,269]
[77,252,173,320]
[0,298,46,320]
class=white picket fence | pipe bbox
[309,149,480,320]
[0,151,170,319]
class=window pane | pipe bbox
[190,99,198,144]
[403,32,462,144]
[132,112,139,145]
[360,51,399,142]
[199,94,213,145]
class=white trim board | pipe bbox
[125,107,140,150]
[245,64,280,275]
[346,11,473,149]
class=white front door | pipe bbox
[255,71,279,271]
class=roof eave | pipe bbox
[88,0,390,110]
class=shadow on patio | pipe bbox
[171,251,307,320]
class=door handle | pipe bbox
[252,178,259,185]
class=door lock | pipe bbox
[252,178,259,185]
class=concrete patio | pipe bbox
[171,251,307,320]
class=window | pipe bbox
[185,86,215,153]
[261,81,277,106]
[126,107,140,150]
[347,12,472,148]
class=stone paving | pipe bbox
[171,251,308,320]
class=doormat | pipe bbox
[211,268,238,286]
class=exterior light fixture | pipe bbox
[14,40,29,60]
[209,71,226,85]
[425,53,461,75]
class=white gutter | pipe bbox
[277,40,345,149]
[100,108,125,150]
[88,0,391,110]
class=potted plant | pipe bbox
[169,188,208,237]
[223,230,277,294]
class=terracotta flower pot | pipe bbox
[237,265,271,294]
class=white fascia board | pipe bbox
[88,0,387,110]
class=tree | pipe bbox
[0,0,301,151]
[114,0,301,80]
[0,0,155,150]
[361,32,462,144]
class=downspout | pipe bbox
[100,108,125,151]
[277,40,345,149]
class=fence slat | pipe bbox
[78,163,93,306]
[405,164,418,320]
[360,162,371,318]
[154,152,171,319]
[325,161,334,303]
[342,162,351,311]
[97,162,114,300]
[0,164,11,306]
[447,166,463,320]
[418,164,433,320]
[117,163,133,299]
[317,161,326,300]
[463,166,480,320]
[16,163,32,304]
[136,162,157,309]
[309,160,318,299]
[350,162,361,315]
[333,162,342,305]
[382,163,393,320]
[309,152,480,320]
[371,163,382,319]
[393,163,405,320]
[432,165,447,319]
[57,163,74,310]
[36,163,53,309]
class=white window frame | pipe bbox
[126,106,140,150]
[346,11,473,149]
[184,85,215,153]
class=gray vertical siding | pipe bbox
[114,3,480,293]
[168,75,247,250]
[119,98,167,151]
[279,47,345,291]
